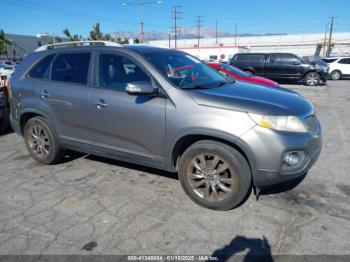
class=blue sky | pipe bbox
[1,0,350,37]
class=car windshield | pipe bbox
[145,51,229,89]
[219,63,251,77]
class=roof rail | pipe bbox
[35,40,122,51]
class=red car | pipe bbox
[208,62,279,87]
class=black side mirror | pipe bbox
[126,81,158,96]
[292,60,301,65]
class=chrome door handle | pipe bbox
[39,90,49,99]
[93,99,108,109]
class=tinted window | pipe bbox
[248,54,265,62]
[339,58,350,64]
[99,54,150,91]
[51,53,90,85]
[270,54,299,64]
[322,58,337,63]
[29,55,55,79]
[235,54,249,62]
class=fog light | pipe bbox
[284,152,301,166]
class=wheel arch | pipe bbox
[168,131,257,176]
[19,109,48,134]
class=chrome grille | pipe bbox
[304,115,319,134]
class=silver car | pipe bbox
[9,41,322,210]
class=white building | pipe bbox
[150,32,350,58]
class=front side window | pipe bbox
[270,54,299,64]
[29,54,55,79]
[339,58,350,64]
[145,51,227,89]
[98,54,150,91]
[51,53,91,85]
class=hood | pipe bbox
[248,75,279,87]
[188,81,313,116]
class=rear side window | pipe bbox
[28,55,55,79]
[235,54,248,62]
[248,54,265,62]
[51,53,91,85]
[235,54,265,62]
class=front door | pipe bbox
[89,52,166,168]
[265,54,301,80]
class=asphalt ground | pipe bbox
[0,80,349,259]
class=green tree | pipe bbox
[134,38,140,44]
[0,30,12,59]
[89,23,104,40]
[62,28,82,42]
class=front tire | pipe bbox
[304,72,320,86]
[178,140,252,210]
[23,117,65,164]
[330,70,341,80]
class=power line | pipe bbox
[172,5,182,48]
[196,16,204,47]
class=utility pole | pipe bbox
[323,23,328,58]
[327,16,335,57]
[215,19,218,45]
[122,0,163,44]
[196,16,204,47]
[172,5,182,48]
[234,23,238,46]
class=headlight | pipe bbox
[248,113,307,133]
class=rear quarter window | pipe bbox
[28,54,55,79]
[51,53,91,85]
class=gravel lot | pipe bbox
[0,80,349,258]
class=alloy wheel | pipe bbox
[186,154,236,202]
[306,73,319,86]
[27,125,51,159]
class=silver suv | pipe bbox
[9,41,322,210]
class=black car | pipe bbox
[230,53,329,86]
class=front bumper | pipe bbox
[241,123,322,187]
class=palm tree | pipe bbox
[62,28,82,42]
[0,30,12,59]
[89,23,104,40]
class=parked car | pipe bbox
[321,57,350,80]
[230,53,329,86]
[0,65,14,78]
[0,76,10,132]
[0,60,17,69]
[9,41,322,210]
[208,62,279,87]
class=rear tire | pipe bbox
[23,117,65,165]
[304,72,320,86]
[178,140,252,210]
[330,70,341,80]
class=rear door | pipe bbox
[38,52,93,144]
[88,51,166,168]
